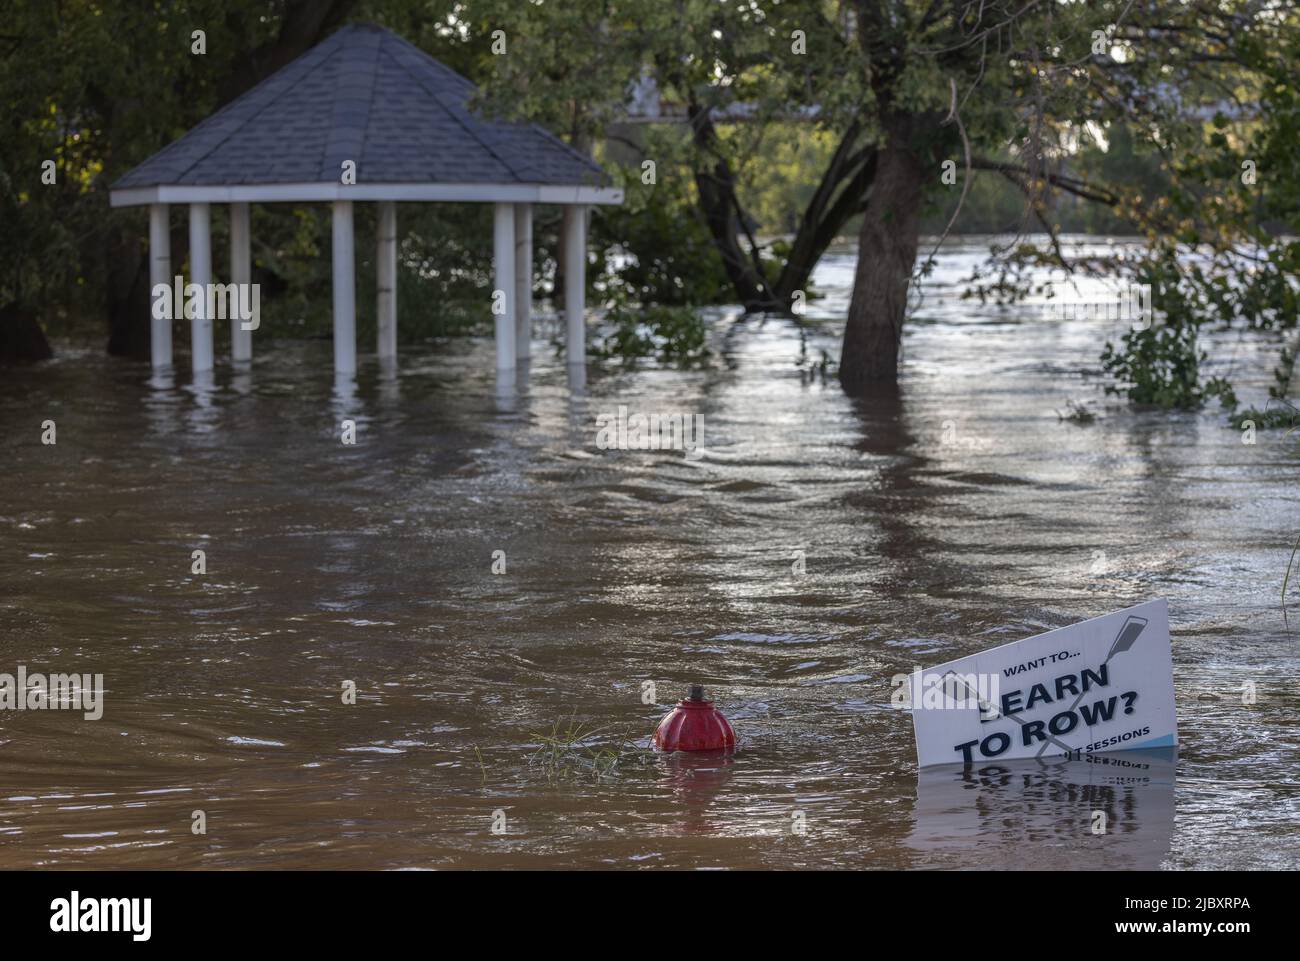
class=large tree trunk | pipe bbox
[839,118,925,393]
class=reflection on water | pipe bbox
[910,749,1176,869]
[657,752,739,837]
[0,238,1297,869]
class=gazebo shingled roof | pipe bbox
[112,22,614,200]
[111,22,620,384]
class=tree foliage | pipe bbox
[3,0,1298,404]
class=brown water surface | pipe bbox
[1,239,1297,868]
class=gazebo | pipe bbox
[109,22,623,385]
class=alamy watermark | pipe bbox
[152,276,260,331]
[1046,282,1153,329]
[595,405,703,459]
[891,667,1000,719]
[50,892,150,941]
[0,666,103,720]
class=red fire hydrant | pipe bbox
[653,685,736,752]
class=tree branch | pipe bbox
[970,158,1119,205]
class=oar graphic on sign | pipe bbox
[1032,613,1147,759]
[1105,615,1148,660]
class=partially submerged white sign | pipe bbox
[911,600,1176,768]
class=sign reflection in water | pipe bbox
[909,749,1177,869]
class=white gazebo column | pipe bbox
[188,202,214,374]
[513,203,532,363]
[492,202,516,371]
[562,205,587,385]
[229,202,252,363]
[148,204,173,370]
[376,201,397,363]
[332,199,356,376]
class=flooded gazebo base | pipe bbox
[113,183,619,387]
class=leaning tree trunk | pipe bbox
[687,104,769,310]
[839,120,925,393]
[773,147,877,309]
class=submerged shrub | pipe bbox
[590,297,711,367]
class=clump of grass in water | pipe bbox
[1056,399,1097,424]
[796,346,835,385]
[526,716,648,783]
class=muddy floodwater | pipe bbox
[2,238,1298,869]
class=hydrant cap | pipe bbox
[652,684,736,753]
